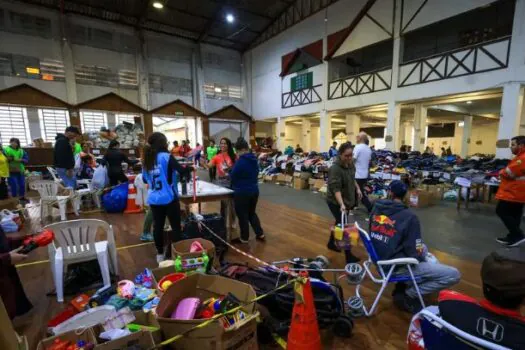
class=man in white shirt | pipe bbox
[353,132,373,212]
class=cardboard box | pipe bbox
[131,310,163,344]
[37,328,97,350]
[151,265,177,291]
[94,331,154,350]
[300,171,312,180]
[42,142,53,148]
[293,177,309,190]
[408,190,435,208]
[156,274,258,350]
[308,178,316,186]
[312,179,325,191]
[276,174,286,184]
[0,198,18,211]
[171,238,216,272]
[263,175,276,183]
[1,299,28,350]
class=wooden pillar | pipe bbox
[143,112,153,139]
[202,117,210,148]
[249,121,256,148]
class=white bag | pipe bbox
[92,165,109,189]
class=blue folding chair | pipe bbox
[354,222,425,316]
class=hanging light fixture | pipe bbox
[153,1,164,9]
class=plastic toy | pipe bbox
[171,297,201,320]
[174,252,209,273]
[157,273,185,292]
[46,338,69,350]
[189,240,204,252]
[161,280,172,291]
[20,229,54,254]
[117,280,136,299]
[70,294,90,312]
[134,269,154,288]
[127,323,160,333]
[88,285,116,308]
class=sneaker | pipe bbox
[401,295,424,314]
[496,235,511,245]
[256,234,266,241]
[156,254,165,264]
[507,235,525,247]
[140,233,153,242]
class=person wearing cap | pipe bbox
[369,180,460,313]
[495,135,525,247]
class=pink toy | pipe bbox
[190,241,204,253]
[171,298,201,320]
[117,280,135,299]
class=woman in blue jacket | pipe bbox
[142,132,192,263]
[230,138,265,243]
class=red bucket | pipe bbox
[158,273,186,292]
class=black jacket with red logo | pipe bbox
[369,200,424,261]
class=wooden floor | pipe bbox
[11,198,483,349]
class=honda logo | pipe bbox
[476,318,504,342]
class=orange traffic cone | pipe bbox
[124,182,142,214]
[287,271,322,350]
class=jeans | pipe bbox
[209,167,216,182]
[356,178,372,212]
[496,200,524,238]
[8,172,25,197]
[234,192,264,240]
[327,200,343,225]
[56,168,77,189]
[150,199,182,256]
[394,262,461,298]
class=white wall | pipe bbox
[283,123,320,152]
[426,120,498,155]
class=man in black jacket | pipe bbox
[369,180,460,313]
[54,126,80,188]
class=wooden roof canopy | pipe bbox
[75,92,147,113]
[207,104,253,123]
[150,99,207,118]
[0,84,70,108]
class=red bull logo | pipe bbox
[371,215,397,237]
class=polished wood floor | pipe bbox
[11,198,483,349]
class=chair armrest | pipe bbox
[377,257,419,265]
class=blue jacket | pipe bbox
[230,152,259,195]
[329,147,338,158]
[369,199,424,261]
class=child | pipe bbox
[134,173,153,242]
[0,145,9,200]
[4,138,28,201]
[77,155,94,180]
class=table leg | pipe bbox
[198,202,202,213]
[457,186,461,211]
[466,188,471,209]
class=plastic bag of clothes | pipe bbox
[443,190,458,201]
[102,183,128,213]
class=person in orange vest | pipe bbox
[496,135,525,247]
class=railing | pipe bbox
[398,36,511,87]
[328,67,392,100]
[281,84,322,108]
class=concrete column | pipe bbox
[345,114,360,143]
[276,117,286,151]
[385,101,401,150]
[496,83,524,158]
[137,30,150,110]
[460,115,473,158]
[301,117,311,151]
[413,104,428,152]
[61,37,77,105]
[319,110,331,152]
[193,45,206,112]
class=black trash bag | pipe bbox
[181,213,228,265]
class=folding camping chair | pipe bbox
[415,309,511,350]
[354,222,425,316]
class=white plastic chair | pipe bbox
[30,180,78,222]
[354,221,425,316]
[44,219,118,302]
[47,166,62,184]
[77,179,101,209]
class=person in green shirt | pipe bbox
[5,138,28,200]
[74,142,82,156]
[206,140,218,182]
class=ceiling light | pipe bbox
[458,121,465,127]
[153,1,164,9]
[214,87,222,93]
[226,14,235,23]
[466,100,472,104]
